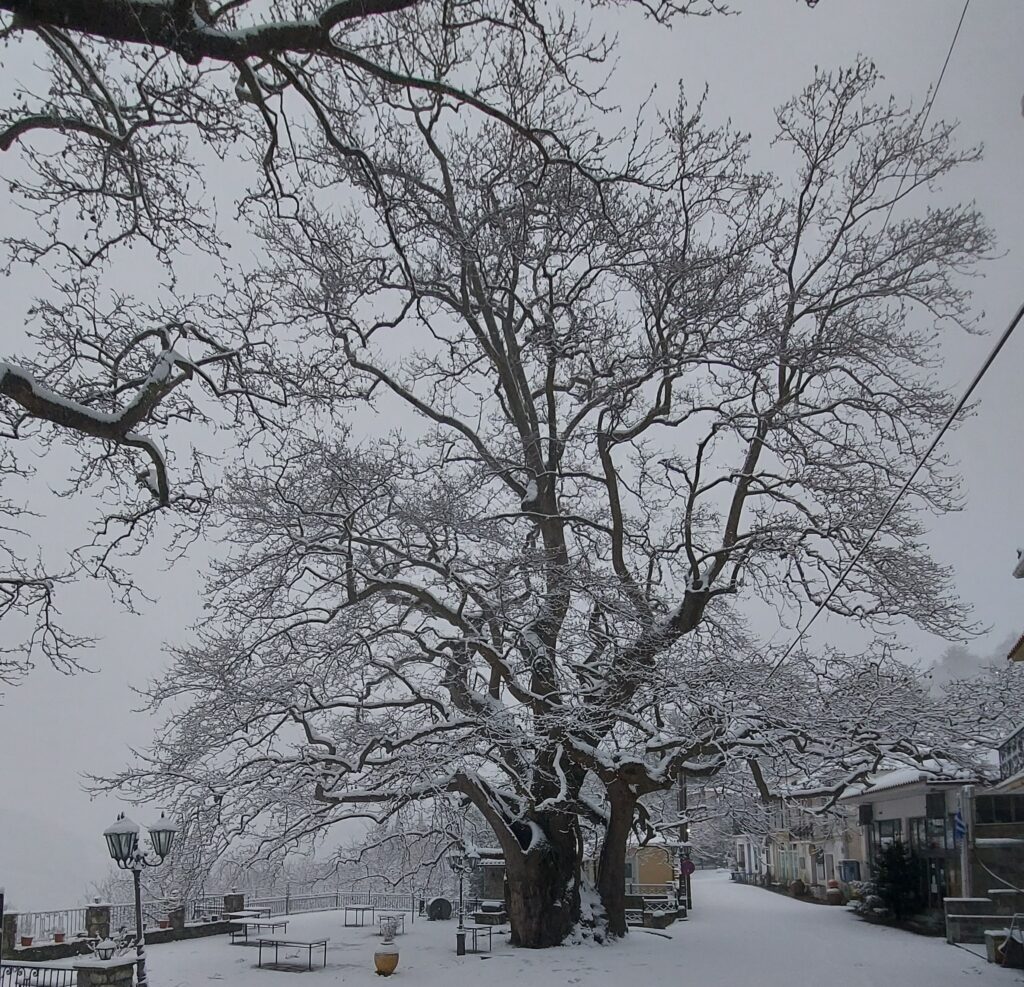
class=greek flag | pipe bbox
[953,808,967,844]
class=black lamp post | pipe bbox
[445,849,480,956]
[103,811,178,987]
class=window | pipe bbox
[908,817,926,851]
[873,819,902,856]
[976,795,1024,825]
[839,859,861,882]
[927,816,948,850]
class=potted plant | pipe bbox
[20,934,33,948]
[158,918,171,930]
[374,917,399,976]
[53,928,66,944]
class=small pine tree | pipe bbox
[875,841,926,921]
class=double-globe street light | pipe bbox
[445,848,480,956]
[103,811,178,987]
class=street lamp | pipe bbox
[445,848,480,956]
[103,811,178,987]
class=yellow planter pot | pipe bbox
[374,949,400,976]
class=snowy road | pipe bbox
[103,872,1020,987]
[676,871,1019,987]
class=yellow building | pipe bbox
[582,842,677,895]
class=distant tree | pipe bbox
[875,840,926,921]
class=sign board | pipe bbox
[680,859,696,877]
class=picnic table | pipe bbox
[463,924,492,953]
[225,908,272,920]
[344,905,375,927]
[229,917,289,944]
[258,937,329,972]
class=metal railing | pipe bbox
[188,895,226,922]
[0,962,77,986]
[246,890,417,919]
[11,887,420,944]
[10,910,88,942]
[624,883,677,899]
[109,897,175,934]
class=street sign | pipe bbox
[680,859,696,877]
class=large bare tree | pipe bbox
[0,0,731,676]
[108,58,993,944]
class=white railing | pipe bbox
[11,908,88,942]
[246,891,418,918]
[9,887,420,943]
[625,883,676,899]
[109,897,174,934]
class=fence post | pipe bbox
[223,892,244,918]
[169,903,186,933]
[85,900,110,940]
[2,908,16,957]
[285,883,291,916]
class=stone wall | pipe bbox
[6,895,242,962]
[944,893,1024,944]
[73,957,135,987]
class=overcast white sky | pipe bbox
[1,0,1022,910]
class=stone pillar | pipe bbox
[85,902,111,941]
[223,892,244,915]
[2,910,16,955]
[74,957,135,987]
[169,904,186,932]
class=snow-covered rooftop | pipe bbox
[841,759,978,800]
[1007,631,1024,662]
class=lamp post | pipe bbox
[445,848,480,956]
[103,811,178,987]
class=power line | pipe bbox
[768,297,1024,679]
[880,0,971,232]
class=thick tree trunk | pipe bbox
[596,784,637,939]
[502,811,581,947]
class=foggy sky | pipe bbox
[1,0,1022,909]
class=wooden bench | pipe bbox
[229,918,288,944]
[258,937,329,971]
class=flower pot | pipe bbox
[374,948,400,976]
[158,920,170,929]
[54,933,66,944]
[20,936,33,948]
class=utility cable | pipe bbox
[768,297,1024,679]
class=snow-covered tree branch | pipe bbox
[99,57,997,945]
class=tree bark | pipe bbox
[501,812,581,948]
[596,783,637,939]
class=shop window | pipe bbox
[876,818,901,850]
[926,816,947,850]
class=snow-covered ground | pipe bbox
[38,872,1022,986]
